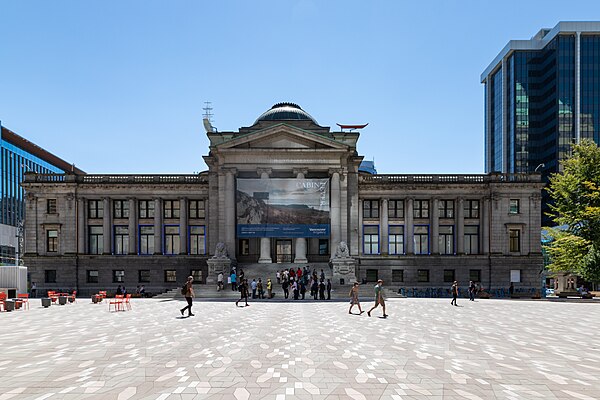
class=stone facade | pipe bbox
[21,103,545,295]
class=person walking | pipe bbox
[367,280,388,318]
[348,282,364,315]
[251,278,257,299]
[180,276,195,317]
[319,280,326,300]
[236,279,250,307]
[320,269,325,282]
[276,271,281,284]
[282,278,289,299]
[31,282,37,298]
[267,278,273,299]
[468,280,476,301]
[257,278,264,299]
[230,271,237,291]
[300,280,306,300]
[217,272,224,291]
[326,279,332,300]
[451,281,459,306]
[311,279,318,300]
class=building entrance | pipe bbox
[276,239,292,263]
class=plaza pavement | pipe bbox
[1,297,599,400]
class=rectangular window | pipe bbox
[139,200,155,219]
[414,200,429,218]
[86,270,99,284]
[163,200,180,219]
[139,225,154,255]
[164,225,180,255]
[388,199,404,218]
[113,200,130,219]
[439,200,454,218]
[319,239,329,255]
[88,226,103,254]
[438,225,454,255]
[138,270,151,283]
[46,230,58,253]
[45,269,57,284]
[189,225,206,255]
[165,270,177,283]
[510,269,521,283]
[88,200,104,219]
[509,229,521,252]
[388,225,404,255]
[464,226,479,254]
[190,269,202,283]
[414,225,429,255]
[47,199,57,214]
[239,239,250,256]
[113,270,125,283]
[464,200,480,219]
[509,199,520,214]
[363,225,379,254]
[444,269,455,283]
[114,226,129,255]
[417,269,429,283]
[189,200,205,219]
[363,200,379,219]
[392,269,404,283]
[470,269,481,283]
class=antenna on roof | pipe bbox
[202,101,217,133]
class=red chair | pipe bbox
[109,295,124,312]
[69,291,77,303]
[97,291,107,302]
[17,294,29,310]
[47,291,58,303]
[124,294,132,311]
[0,292,6,312]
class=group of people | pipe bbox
[277,267,332,300]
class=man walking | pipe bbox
[468,280,475,301]
[180,276,195,317]
[326,279,332,300]
[451,281,459,306]
[236,279,250,307]
[367,279,388,318]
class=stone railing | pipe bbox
[23,173,208,184]
[359,173,541,184]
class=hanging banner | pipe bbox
[236,178,330,238]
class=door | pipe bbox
[366,269,379,282]
[276,240,292,263]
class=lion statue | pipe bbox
[213,242,229,259]
[334,241,350,259]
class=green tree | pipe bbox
[545,139,600,282]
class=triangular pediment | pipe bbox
[217,123,347,151]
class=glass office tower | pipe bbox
[0,122,83,264]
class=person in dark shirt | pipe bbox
[326,279,332,300]
[236,279,249,307]
[319,280,326,300]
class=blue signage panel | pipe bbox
[237,224,330,238]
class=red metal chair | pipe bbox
[0,292,6,312]
[69,290,77,303]
[17,293,29,310]
[124,294,132,311]
[109,295,124,312]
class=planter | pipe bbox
[4,300,15,312]
[68,297,75,303]
[58,296,67,305]
[92,295,99,303]
[41,298,52,308]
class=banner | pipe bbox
[236,178,330,238]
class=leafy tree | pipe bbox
[545,139,600,282]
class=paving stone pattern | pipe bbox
[1,298,600,399]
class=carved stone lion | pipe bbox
[213,242,229,259]
[334,241,350,259]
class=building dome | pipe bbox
[254,102,318,124]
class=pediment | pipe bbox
[216,124,347,151]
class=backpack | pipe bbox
[181,283,187,296]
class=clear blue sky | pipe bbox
[2,1,600,174]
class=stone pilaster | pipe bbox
[294,168,308,263]
[482,197,490,254]
[431,197,439,254]
[330,169,341,257]
[380,199,389,256]
[457,197,465,255]
[405,197,414,255]
[154,197,162,254]
[102,197,111,254]
[179,197,188,254]
[77,197,85,254]
[257,168,272,263]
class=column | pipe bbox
[154,197,162,254]
[330,169,341,256]
[224,169,237,258]
[179,197,188,255]
[576,31,581,144]
[102,197,111,254]
[482,197,490,254]
[380,199,389,256]
[431,197,439,254]
[457,197,465,255]
[77,197,85,254]
[294,168,308,263]
[128,197,137,255]
[257,168,272,263]
[406,198,414,255]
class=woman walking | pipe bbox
[180,276,195,317]
[451,281,459,306]
[236,279,250,307]
[348,282,364,315]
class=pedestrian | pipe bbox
[257,278,264,299]
[290,268,296,280]
[297,267,302,280]
[319,280,326,300]
[230,271,237,291]
[238,268,245,282]
[311,279,318,300]
[326,279,332,300]
[367,279,388,318]
[293,280,299,300]
[31,282,37,298]
[116,285,123,296]
[451,281,458,306]
[267,278,273,299]
[180,276,195,317]
[348,282,364,315]
[122,286,127,296]
[251,278,257,299]
[276,270,281,284]
[139,285,146,297]
[282,279,289,299]
[236,279,250,307]
[469,280,476,301]
[509,282,515,296]
[300,280,306,299]
[217,272,224,291]
[320,269,325,282]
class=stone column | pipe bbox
[457,197,465,255]
[154,197,162,254]
[406,197,414,255]
[294,168,308,263]
[431,197,439,254]
[128,197,137,255]
[77,197,85,254]
[102,197,111,254]
[330,169,341,257]
[482,197,490,254]
[179,197,188,255]
[380,199,389,256]
[257,168,272,263]
[224,169,237,260]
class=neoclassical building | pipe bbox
[22,103,544,295]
